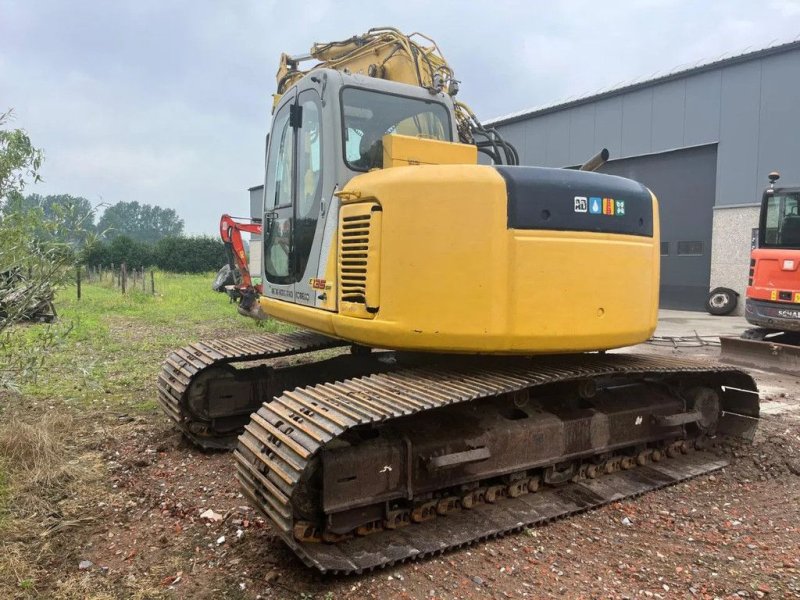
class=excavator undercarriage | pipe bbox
[158,331,758,573]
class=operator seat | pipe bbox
[782,215,800,246]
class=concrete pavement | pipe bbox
[655,309,750,338]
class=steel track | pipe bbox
[233,353,759,573]
[157,330,349,443]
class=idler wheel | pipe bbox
[687,387,721,434]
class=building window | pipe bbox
[676,241,704,256]
[660,242,669,256]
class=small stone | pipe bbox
[265,570,280,583]
[99,566,109,576]
[471,575,485,586]
[216,535,226,545]
[621,517,633,526]
[78,560,93,571]
[200,509,223,522]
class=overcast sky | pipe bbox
[3,1,800,234]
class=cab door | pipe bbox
[262,89,325,307]
[291,89,325,307]
[262,92,296,302]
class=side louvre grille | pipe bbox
[338,202,381,318]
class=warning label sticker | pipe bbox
[602,198,615,215]
[589,197,602,215]
[574,196,588,213]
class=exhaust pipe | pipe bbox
[579,148,609,172]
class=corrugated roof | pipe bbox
[485,37,800,127]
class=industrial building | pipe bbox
[487,40,800,312]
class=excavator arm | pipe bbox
[219,213,262,291]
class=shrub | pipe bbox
[153,236,226,273]
[82,235,227,273]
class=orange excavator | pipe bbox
[720,172,800,372]
[212,214,263,315]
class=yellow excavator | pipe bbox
[157,28,759,573]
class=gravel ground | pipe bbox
[39,343,800,599]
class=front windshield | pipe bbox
[341,87,452,171]
[762,193,800,248]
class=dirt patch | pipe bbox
[4,343,800,599]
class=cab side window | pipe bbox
[294,94,323,280]
[264,103,293,280]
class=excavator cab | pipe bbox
[260,69,461,313]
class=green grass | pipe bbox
[16,272,293,408]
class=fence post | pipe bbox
[76,266,81,300]
[150,270,155,295]
[142,266,146,292]
[121,262,127,294]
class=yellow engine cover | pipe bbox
[262,164,660,354]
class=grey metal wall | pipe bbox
[599,145,718,310]
[249,185,264,223]
[493,46,800,209]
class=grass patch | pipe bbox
[15,271,293,409]
[0,271,299,598]
[0,410,95,598]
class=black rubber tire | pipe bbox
[705,287,738,316]
[212,265,236,292]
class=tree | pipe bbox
[97,201,184,243]
[0,110,42,199]
[0,110,94,388]
[2,192,96,246]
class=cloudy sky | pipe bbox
[3,0,800,234]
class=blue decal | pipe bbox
[589,197,602,215]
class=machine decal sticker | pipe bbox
[615,200,626,215]
[574,196,588,213]
[795,293,800,303]
[589,197,602,214]
[771,290,778,300]
[602,198,615,215]
[309,278,327,290]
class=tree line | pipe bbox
[83,234,226,273]
[3,194,227,273]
